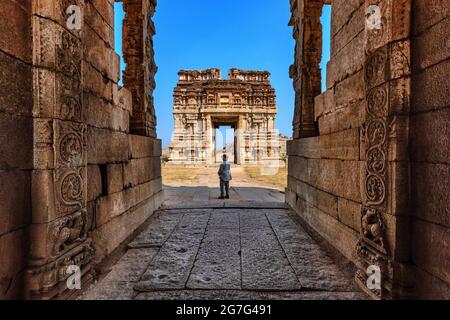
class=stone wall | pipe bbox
[287,0,365,282]
[0,0,32,300]
[82,0,163,269]
[0,0,163,299]
[409,0,450,299]
[287,0,449,299]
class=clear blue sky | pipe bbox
[114,1,331,148]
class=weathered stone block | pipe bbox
[412,220,450,285]
[92,196,159,262]
[410,108,450,164]
[314,90,335,120]
[0,229,27,294]
[90,0,114,28]
[123,158,155,188]
[87,127,129,164]
[412,16,450,72]
[0,51,32,117]
[334,69,365,109]
[412,0,450,35]
[129,135,154,159]
[318,99,365,135]
[289,157,361,202]
[96,179,158,227]
[83,92,129,132]
[411,162,450,228]
[412,59,450,113]
[0,114,32,170]
[337,197,361,232]
[292,178,338,218]
[113,84,133,114]
[84,0,114,48]
[327,32,364,89]
[287,192,359,263]
[106,163,124,194]
[87,165,102,202]
[331,0,363,37]
[331,4,364,57]
[82,61,113,102]
[413,267,450,300]
[287,137,320,159]
[82,23,119,83]
[386,161,410,218]
[319,128,360,160]
[0,0,31,63]
[0,170,31,236]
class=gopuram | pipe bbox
[168,69,287,165]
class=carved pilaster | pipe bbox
[289,0,321,139]
[123,0,157,137]
[28,0,93,299]
[356,0,412,300]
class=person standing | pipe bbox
[218,154,232,199]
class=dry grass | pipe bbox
[243,165,287,191]
[162,166,202,185]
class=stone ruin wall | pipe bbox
[0,0,163,299]
[409,0,450,299]
[286,0,449,299]
[0,0,448,300]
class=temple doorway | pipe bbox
[215,125,236,164]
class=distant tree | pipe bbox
[281,153,288,166]
[161,154,169,166]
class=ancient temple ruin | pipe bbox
[168,69,286,165]
[0,0,449,300]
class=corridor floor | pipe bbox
[82,193,366,300]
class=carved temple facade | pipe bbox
[168,69,286,165]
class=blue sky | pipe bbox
[114,1,331,148]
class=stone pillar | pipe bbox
[123,0,157,137]
[289,0,322,138]
[28,0,94,299]
[355,0,413,300]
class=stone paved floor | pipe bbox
[82,197,366,300]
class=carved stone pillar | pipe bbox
[28,0,94,299]
[289,0,322,138]
[123,0,157,137]
[356,0,413,300]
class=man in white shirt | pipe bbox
[218,154,232,199]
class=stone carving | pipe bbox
[56,122,86,167]
[365,47,388,89]
[26,240,94,299]
[356,0,413,299]
[288,0,321,138]
[123,0,158,137]
[168,69,286,165]
[361,207,386,249]
[51,210,87,256]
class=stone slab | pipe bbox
[135,212,210,290]
[240,210,301,290]
[266,211,354,291]
[186,212,241,289]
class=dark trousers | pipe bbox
[220,180,229,197]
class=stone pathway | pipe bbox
[82,200,366,300]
